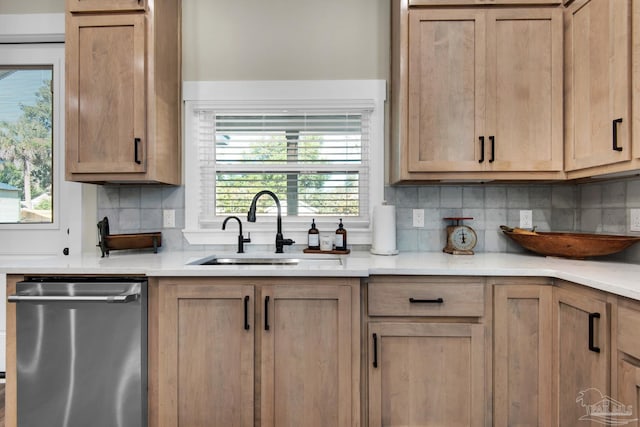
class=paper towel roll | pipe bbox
[370,203,399,255]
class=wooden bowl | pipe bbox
[501,227,640,259]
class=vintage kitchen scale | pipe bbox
[443,217,477,255]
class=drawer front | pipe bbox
[618,305,640,358]
[368,278,485,317]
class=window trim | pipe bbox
[183,80,386,246]
[0,14,84,256]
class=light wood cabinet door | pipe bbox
[404,7,562,174]
[156,282,255,427]
[493,285,553,427]
[407,9,487,172]
[67,0,145,12]
[486,8,563,172]
[554,287,610,427]
[616,304,640,426]
[66,13,147,175]
[618,359,640,427]
[368,322,485,427]
[409,0,561,4]
[260,284,353,427]
[564,0,631,171]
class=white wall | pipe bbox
[182,0,390,81]
[0,0,64,14]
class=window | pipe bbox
[184,81,385,246]
[0,66,53,223]
[0,14,83,256]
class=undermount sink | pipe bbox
[187,254,343,267]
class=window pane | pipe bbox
[212,172,360,219]
[0,67,53,224]
[214,113,364,165]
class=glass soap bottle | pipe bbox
[335,218,347,251]
[308,219,320,250]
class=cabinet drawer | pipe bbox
[618,305,640,358]
[368,278,484,317]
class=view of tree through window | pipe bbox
[211,113,364,219]
[0,67,53,224]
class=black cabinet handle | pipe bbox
[134,138,142,164]
[478,136,485,163]
[264,296,270,331]
[409,297,444,304]
[588,312,601,353]
[373,333,378,368]
[489,136,495,163]
[613,118,623,152]
[243,296,250,330]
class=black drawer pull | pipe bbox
[613,118,623,152]
[588,312,601,353]
[264,296,270,331]
[134,138,142,164]
[489,136,495,163]
[409,297,444,304]
[478,136,485,163]
[243,295,250,330]
[373,333,378,368]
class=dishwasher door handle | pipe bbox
[8,292,139,303]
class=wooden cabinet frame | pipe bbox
[149,277,360,427]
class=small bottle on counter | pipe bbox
[335,218,347,251]
[308,218,320,250]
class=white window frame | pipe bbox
[0,14,83,256]
[183,80,386,246]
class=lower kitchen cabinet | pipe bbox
[493,283,553,427]
[553,282,611,427]
[149,277,359,427]
[366,276,488,427]
[367,322,485,426]
[616,299,640,426]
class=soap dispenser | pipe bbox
[335,218,347,251]
[308,218,320,250]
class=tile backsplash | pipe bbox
[96,176,640,263]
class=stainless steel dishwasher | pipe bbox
[8,277,147,427]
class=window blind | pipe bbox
[194,109,371,228]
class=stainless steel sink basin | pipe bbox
[187,254,342,267]
[200,257,300,266]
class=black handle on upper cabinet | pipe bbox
[264,296,270,331]
[244,296,250,330]
[373,333,378,368]
[134,138,142,164]
[409,297,444,304]
[478,136,485,163]
[613,118,623,152]
[489,136,495,163]
[588,312,601,353]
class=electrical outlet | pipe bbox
[519,210,533,229]
[413,209,425,228]
[631,209,640,232]
[163,209,176,228]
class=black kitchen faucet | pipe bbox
[247,190,295,253]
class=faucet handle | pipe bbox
[243,232,251,243]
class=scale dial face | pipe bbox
[449,225,477,251]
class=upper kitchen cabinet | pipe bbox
[65,0,181,184]
[409,0,561,5]
[564,0,634,178]
[67,0,146,12]
[390,1,564,182]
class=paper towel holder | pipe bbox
[370,202,399,256]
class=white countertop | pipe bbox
[0,250,638,301]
